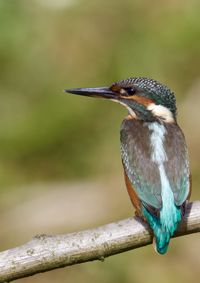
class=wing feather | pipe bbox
[164,123,190,206]
[120,119,190,210]
[120,119,162,209]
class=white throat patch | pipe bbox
[147,103,174,123]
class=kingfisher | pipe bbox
[65,77,191,254]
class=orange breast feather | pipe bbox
[124,170,142,216]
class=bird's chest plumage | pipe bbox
[120,118,190,210]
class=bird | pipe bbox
[64,77,191,254]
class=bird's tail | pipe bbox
[142,205,182,254]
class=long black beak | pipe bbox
[64,87,118,100]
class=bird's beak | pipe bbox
[64,87,119,100]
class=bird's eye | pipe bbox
[119,87,137,96]
[125,87,136,96]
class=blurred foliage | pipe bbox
[0,0,200,187]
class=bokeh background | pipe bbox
[0,0,200,282]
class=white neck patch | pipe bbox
[147,103,174,123]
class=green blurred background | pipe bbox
[0,0,200,282]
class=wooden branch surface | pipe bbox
[0,201,199,283]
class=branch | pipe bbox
[0,201,199,282]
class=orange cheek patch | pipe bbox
[130,95,154,106]
[121,94,154,106]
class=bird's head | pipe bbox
[65,77,177,123]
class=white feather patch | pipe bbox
[148,122,176,229]
[148,122,167,164]
[147,103,174,123]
